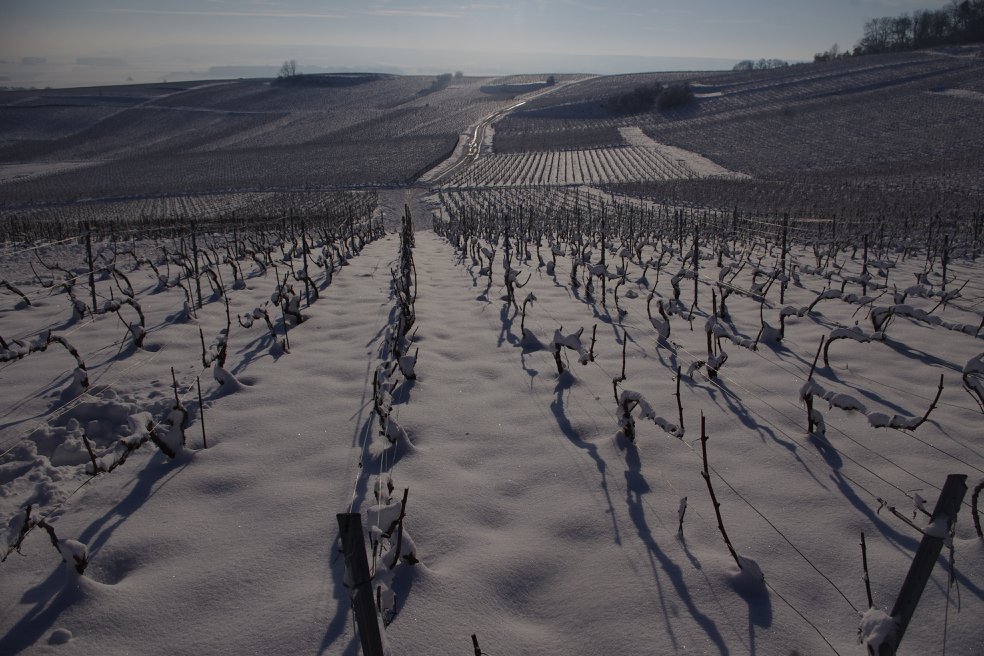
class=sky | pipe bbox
[0,0,956,86]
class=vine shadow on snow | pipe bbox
[318,527,360,656]
[617,435,730,656]
[0,567,85,655]
[0,452,189,655]
[806,428,984,600]
[702,377,829,491]
[549,373,620,544]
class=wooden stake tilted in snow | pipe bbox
[863,474,968,656]
[336,513,386,656]
[780,214,788,304]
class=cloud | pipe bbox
[369,9,465,18]
[447,3,511,10]
[849,0,946,10]
[91,8,347,20]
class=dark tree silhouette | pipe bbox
[278,59,298,79]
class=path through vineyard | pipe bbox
[386,232,748,655]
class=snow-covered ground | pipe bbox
[618,127,749,179]
[0,197,982,655]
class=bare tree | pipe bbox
[278,59,298,79]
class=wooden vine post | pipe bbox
[336,513,385,656]
[878,474,968,656]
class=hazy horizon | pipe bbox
[1,0,954,89]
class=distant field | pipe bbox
[490,49,984,214]
[0,74,523,208]
[1,51,982,224]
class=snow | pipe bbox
[964,352,984,375]
[0,162,98,184]
[618,126,750,179]
[934,88,984,103]
[859,607,898,654]
[0,203,983,656]
[924,512,952,540]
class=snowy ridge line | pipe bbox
[456,241,853,654]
